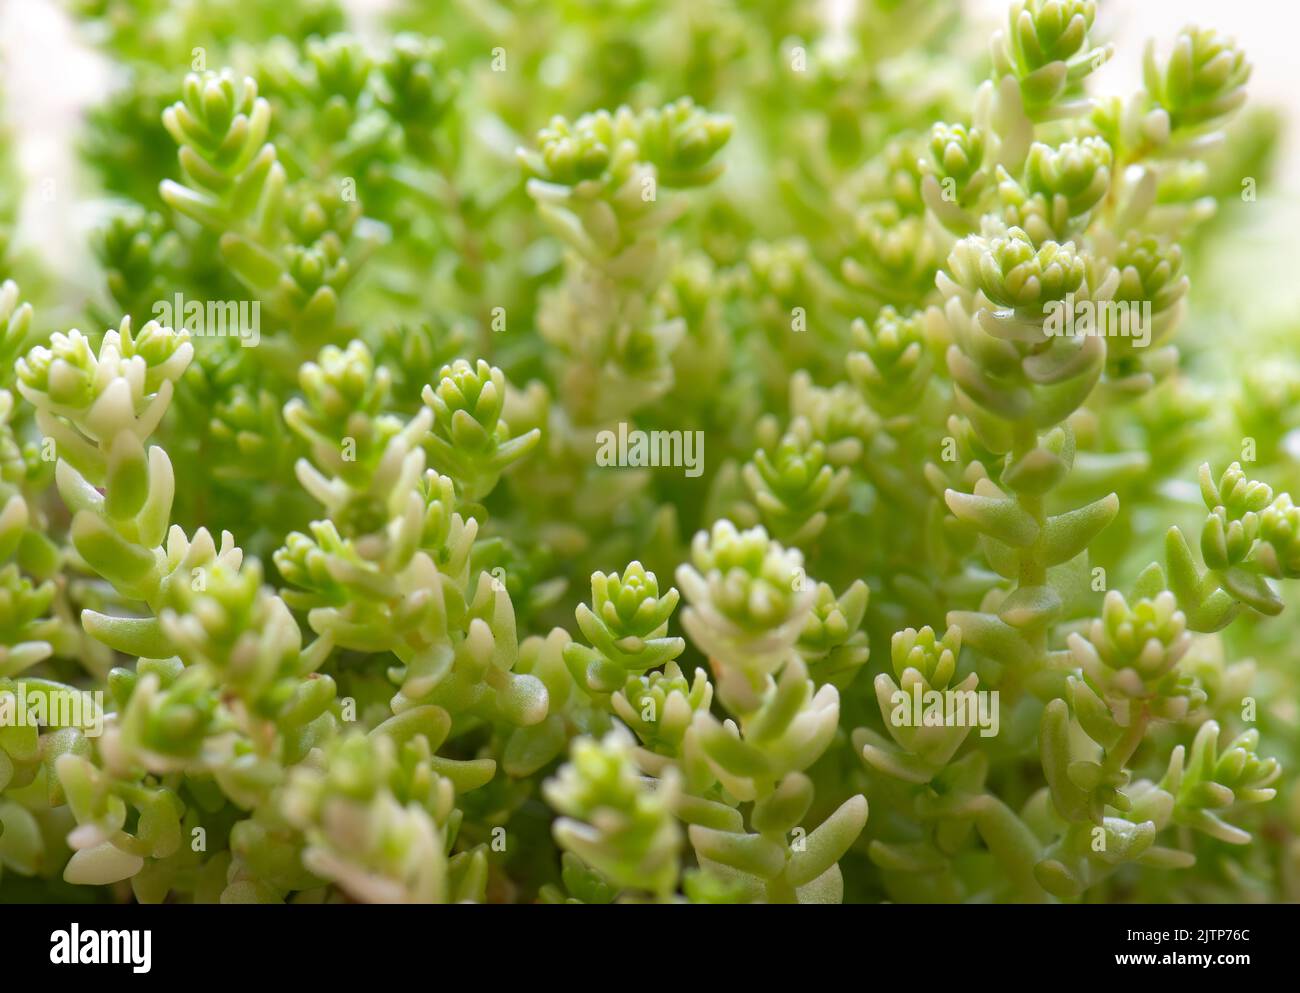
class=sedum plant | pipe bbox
[0,0,1296,907]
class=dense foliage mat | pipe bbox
[0,0,1297,904]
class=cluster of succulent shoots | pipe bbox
[0,0,1295,905]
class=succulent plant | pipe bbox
[0,0,1292,917]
